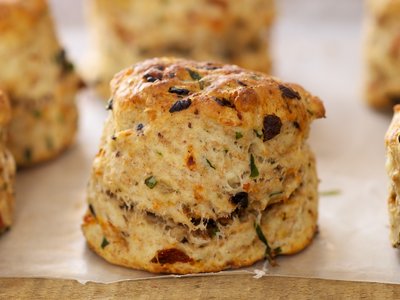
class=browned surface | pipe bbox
[1,275,400,299]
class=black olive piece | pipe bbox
[169,99,192,113]
[143,75,158,82]
[168,87,190,96]
[137,123,144,131]
[263,114,282,141]
[213,97,235,108]
[230,192,249,210]
[278,84,301,100]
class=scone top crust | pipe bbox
[0,90,11,126]
[0,0,47,31]
[111,57,325,137]
[100,57,324,227]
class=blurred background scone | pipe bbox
[0,91,16,235]
[0,0,82,167]
[364,0,400,109]
[82,57,325,274]
[84,0,275,99]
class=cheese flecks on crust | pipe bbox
[0,0,81,166]
[385,105,400,247]
[0,91,16,234]
[84,0,275,99]
[82,57,325,274]
[364,0,400,109]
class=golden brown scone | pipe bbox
[84,0,275,99]
[82,57,325,274]
[385,105,400,246]
[0,91,16,234]
[364,0,400,109]
[0,0,81,166]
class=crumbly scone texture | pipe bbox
[82,57,325,274]
[0,0,81,166]
[84,0,275,99]
[0,91,16,235]
[385,105,400,247]
[364,0,400,109]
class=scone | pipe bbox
[0,0,81,166]
[385,105,400,246]
[0,91,16,234]
[82,57,325,274]
[364,0,400,109]
[84,0,275,98]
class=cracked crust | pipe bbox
[82,57,324,274]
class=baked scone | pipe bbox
[385,105,400,246]
[0,0,81,166]
[82,57,325,274]
[0,91,16,234]
[364,0,400,109]
[84,0,275,99]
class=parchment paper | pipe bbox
[1,0,399,284]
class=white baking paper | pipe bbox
[2,0,399,284]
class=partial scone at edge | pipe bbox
[0,91,16,234]
[385,104,400,246]
[83,57,325,274]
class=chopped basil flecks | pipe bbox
[319,189,341,197]
[106,98,114,110]
[89,204,96,217]
[249,154,259,178]
[145,176,158,189]
[33,110,42,119]
[206,159,216,170]
[187,68,202,81]
[253,129,263,138]
[269,191,283,198]
[254,222,280,265]
[101,237,109,249]
[24,148,32,162]
[235,132,243,140]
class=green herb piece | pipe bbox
[33,110,42,119]
[187,68,202,81]
[319,189,341,197]
[253,129,263,138]
[57,113,65,124]
[145,176,157,189]
[224,149,229,154]
[106,98,114,110]
[255,222,280,265]
[249,154,259,178]
[235,132,243,140]
[156,151,163,157]
[45,137,54,150]
[206,158,215,169]
[89,204,96,217]
[54,49,74,73]
[269,191,283,198]
[101,237,109,249]
[24,148,32,162]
